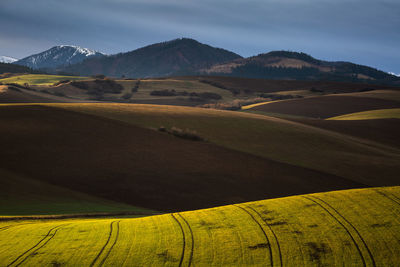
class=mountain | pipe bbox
[63,38,242,78]
[15,45,105,70]
[204,51,400,85]
[0,56,18,64]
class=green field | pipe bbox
[328,108,400,120]
[0,74,87,86]
[1,186,399,266]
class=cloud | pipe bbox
[0,0,399,73]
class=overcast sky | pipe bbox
[1,0,399,73]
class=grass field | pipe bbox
[328,108,400,120]
[0,74,87,86]
[0,186,399,266]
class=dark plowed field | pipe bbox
[292,118,400,149]
[250,95,400,118]
[0,105,363,212]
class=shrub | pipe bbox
[158,126,204,141]
[53,80,70,86]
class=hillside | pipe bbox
[0,104,367,212]
[1,186,399,266]
[15,45,104,70]
[62,38,242,77]
[247,95,400,119]
[205,51,400,85]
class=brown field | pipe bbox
[0,104,366,212]
[249,95,400,118]
[291,118,400,149]
[189,76,399,94]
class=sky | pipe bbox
[1,0,399,74]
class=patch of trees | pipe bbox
[71,79,124,96]
[0,63,37,74]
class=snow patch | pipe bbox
[0,56,18,63]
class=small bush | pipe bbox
[53,80,70,86]
[158,126,204,141]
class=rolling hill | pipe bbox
[0,104,365,213]
[63,38,242,78]
[0,103,398,215]
[247,95,400,119]
[1,186,399,266]
[205,51,400,85]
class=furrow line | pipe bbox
[233,205,274,267]
[374,189,400,207]
[243,204,283,267]
[7,224,64,267]
[16,224,69,267]
[98,220,121,267]
[303,196,375,267]
[171,213,186,267]
[176,213,194,267]
[90,221,117,267]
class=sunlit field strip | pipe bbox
[0,187,399,266]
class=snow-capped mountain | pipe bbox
[15,45,105,69]
[0,56,18,64]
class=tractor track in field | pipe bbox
[176,213,194,267]
[98,220,121,267]
[90,220,120,267]
[243,204,283,267]
[7,224,67,267]
[0,223,36,232]
[374,189,400,207]
[303,196,375,267]
[171,214,186,267]
[233,204,275,267]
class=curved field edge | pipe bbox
[0,168,156,216]
[1,186,399,266]
[45,103,400,186]
[327,108,400,120]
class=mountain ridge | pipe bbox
[15,45,105,70]
[62,38,242,78]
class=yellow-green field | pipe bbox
[328,108,400,120]
[0,74,87,86]
[1,186,399,266]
